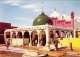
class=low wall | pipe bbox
[59,38,80,48]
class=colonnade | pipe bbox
[4,27,73,47]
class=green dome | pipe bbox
[33,12,52,26]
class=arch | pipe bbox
[5,32,10,38]
[60,31,65,39]
[23,31,30,46]
[49,30,54,44]
[49,30,54,39]
[12,31,16,38]
[39,30,46,46]
[54,30,59,39]
[17,31,22,38]
[31,30,38,46]
[24,31,30,38]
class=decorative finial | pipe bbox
[41,0,44,13]
[54,8,56,11]
[71,11,74,19]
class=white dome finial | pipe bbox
[62,14,66,20]
[50,9,60,18]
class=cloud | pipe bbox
[21,4,37,9]
[3,0,22,6]
[32,7,42,13]
[21,3,42,13]
[3,0,42,13]
[3,0,43,13]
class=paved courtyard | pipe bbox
[0,45,80,57]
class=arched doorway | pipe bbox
[12,31,16,38]
[54,30,59,39]
[5,32,10,38]
[31,31,38,46]
[4,32,10,44]
[23,31,30,46]
[49,30,54,44]
[59,31,65,39]
[17,31,22,38]
[39,30,46,46]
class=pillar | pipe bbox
[70,32,72,38]
[37,30,40,47]
[10,31,12,38]
[4,32,7,44]
[64,31,66,38]
[65,32,68,38]
[6,30,12,47]
[45,29,49,47]
[16,31,18,38]
[10,31,13,46]
[21,31,24,46]
[22,31,24,38]
[29,30,32,46]
[73,30,76,38]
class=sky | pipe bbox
[0,0,80,27]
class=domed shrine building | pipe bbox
[33,11,74,38]
[4,10,75,47]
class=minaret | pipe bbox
[71,11,75,38]
[71,11,74,19]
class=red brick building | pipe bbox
[0,22,17,44]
